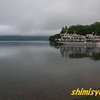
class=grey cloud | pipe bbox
[0,0,100,35]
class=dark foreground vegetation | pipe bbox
[49,22,100,42]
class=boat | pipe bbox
[55,31,100,46]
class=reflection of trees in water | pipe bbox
[92,52,100,60]
[59,46,100,60]
[49,43,100,60]
[49,42,60,49]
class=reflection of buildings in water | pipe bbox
[59,46,100,60]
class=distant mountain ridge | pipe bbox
[0,35,49,41]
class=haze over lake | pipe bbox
[0,41,100,100]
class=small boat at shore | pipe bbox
[55,31,100,46]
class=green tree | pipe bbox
[60,27,66,33]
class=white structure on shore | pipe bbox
[55,31,100,45]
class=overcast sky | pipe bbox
[0,0,100,35]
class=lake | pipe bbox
[0,41,100,100]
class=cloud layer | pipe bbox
[0,0,100,35]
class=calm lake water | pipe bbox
[0,41,100,100]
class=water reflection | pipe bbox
[0,41,100,100]
[50,43,100,60]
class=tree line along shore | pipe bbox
[49,22,100,42]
